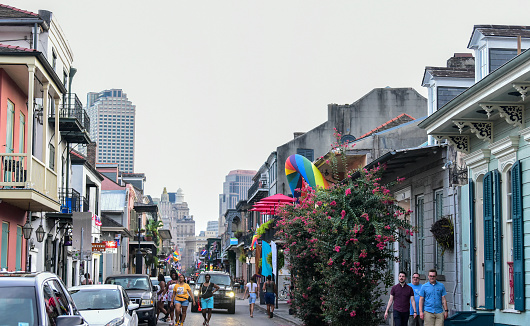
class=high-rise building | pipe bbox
[86,89,135,173]
[207,221,219,236]
[218,170,255,236]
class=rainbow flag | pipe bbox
[251,223,260,250]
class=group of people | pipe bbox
[242,275,277,319]
[384,269,448,326]
[156,270,220,326]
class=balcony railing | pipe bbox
[50,93,90,132]
[248,179,268,201]
[82,196,90,212]
[508,261,514,304]
[59,188,81,213]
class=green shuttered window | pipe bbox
[511,160,524,311]
[1,222,9,269]
[493,170,503,309]
[469,179,476,309]
[483,171,494,310]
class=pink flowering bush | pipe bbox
[276,132,412,325]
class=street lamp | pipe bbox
[22,219,33,240]
[35,225,46,243]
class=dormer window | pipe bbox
[478,46,488,80]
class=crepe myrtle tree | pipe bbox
[276,131,412,325]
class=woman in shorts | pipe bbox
[171,274,195,326]
[263,275,277,318]
[199,274,220,326]
[244,276,259,318]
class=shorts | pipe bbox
[201,297,214,309]
[175,299,189,307]
[248,293,257,304]
[265,292,275,305]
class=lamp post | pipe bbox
[136,215,142,274]
[22,217,33,271]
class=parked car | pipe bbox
[105,274,157,326]
[69,284,139,326]
[191,271,235,314]
[0,271,88,326]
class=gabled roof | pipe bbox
[468,25,530,48]
[424,67,474,79]
[356,113,415,140]
[0,4,39,19]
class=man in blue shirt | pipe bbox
[419,269,448,326]
[408,272,423,326]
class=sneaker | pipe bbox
[270,311,274,318]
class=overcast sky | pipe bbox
[15,0,530,234]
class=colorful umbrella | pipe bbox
[259,194,295,203]
[285,154,329,198]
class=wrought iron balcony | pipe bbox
[48,93,90,144]
[59,188,81,213]
[247,179,268,202]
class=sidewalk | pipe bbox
[236,292,302,326]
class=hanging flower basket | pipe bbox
[430,216,454,255]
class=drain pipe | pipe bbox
[453,185,459,310]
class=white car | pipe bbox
[69,284,139,326]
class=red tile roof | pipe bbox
[0,43,38,52]
[357,113,415,140]
[0,4,38,17]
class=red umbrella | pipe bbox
[260,194,295,203]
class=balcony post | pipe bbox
[54,98,60,174]
[26,65,35,186]
[42,82,49,192]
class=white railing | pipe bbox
[0,153,58,201]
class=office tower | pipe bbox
[86,89,135,173]
[218,170,255,235]
[207,221,219,236]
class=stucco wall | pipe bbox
[0,202,27,271]
[276,88,427,196]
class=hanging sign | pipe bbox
[92,243,105,252]
[105,241,118,254]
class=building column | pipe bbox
[42,82,49,190]
[26,65,35,179]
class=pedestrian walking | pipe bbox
[199,274,220,326]
[156,273,168,322]
[171,274,195,326]
[384,271,417,326]
[166,270,179,325]
[419,269,448,326]
[408,272,423,326]
[263,275,277,318]
[244,276,259,318]
[81,273,93,285]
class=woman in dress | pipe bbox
[156,273,168,321]
[171,274,195,326]
[199,274,220,326]
[166,270,179,325]
[244,276,259,318]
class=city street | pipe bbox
[143,299,296,326]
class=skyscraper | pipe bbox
[218,170,255,235]
[86,89,135,173]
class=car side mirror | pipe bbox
[128,303,140,311]
[55,315,84,326]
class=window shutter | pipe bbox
[512,160,524,311]
[493,170,503,309]
[483,171,495,310]
[469,178,476,309]
[1,223,8,269]
[15,226,22,271]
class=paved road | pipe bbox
[140,300,296,326]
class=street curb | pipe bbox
[255,303,302,326]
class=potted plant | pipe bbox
[145,232,153,241]
[430,216,454,255]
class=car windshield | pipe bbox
[105,277,150,291]
[69,289,122,310]
[197,274,231,285]
[0,286,38,326]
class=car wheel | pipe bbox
[228,305,235,314]
[148,316,157,326]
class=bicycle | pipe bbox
[278,282,290,301]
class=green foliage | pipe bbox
[276,129,412,325]
[256,220,273,236]
[266,251,285,271]
[239,253,247,263]
[430,216,454,255]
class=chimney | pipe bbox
[294,132,305,139]
[87,142,97,168]
[447,53,475,69]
